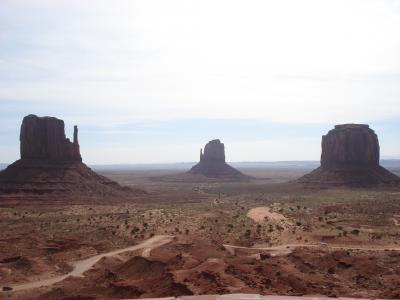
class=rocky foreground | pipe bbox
[122,294,379,300]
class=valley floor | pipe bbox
[0,168,400,299]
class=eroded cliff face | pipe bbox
[321,124,379,168]
[20,114,82,162]
[200,139,226,163]
[299,124,399,187]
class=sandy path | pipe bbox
[223,242,400,256]
[223,243,307,256]
[247,207,291,224]
[5,235,174,292]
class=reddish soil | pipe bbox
[1,169,400,299]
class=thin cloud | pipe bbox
[0,0,399,163]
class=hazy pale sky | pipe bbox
[0,0,399,164]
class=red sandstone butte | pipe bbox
[298,124,399,187]
[0,114,145,197]
[189,139,250,181]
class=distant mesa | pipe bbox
[188,139,251,181]
[298,124,400,187]
[0,114,145,197]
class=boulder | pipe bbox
[298,124,399,187]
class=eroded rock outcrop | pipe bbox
[200,139,226,163]
[189,139,250,181]
[321,124,379,168]
[299,124,399,187]
[20,114,82,162]
[0,114,145,197]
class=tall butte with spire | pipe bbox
[188,139,250,181]
[0,114,144,197]
[298,124,400,187]
[19,115,82,162]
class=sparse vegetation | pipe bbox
[0,168,399,299]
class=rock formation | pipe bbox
[0,115,144,197]
[320,124,380,168]
[20,114,82,162]
[298,124,399,187]
[200,139,226,163]
[188,139,250,181]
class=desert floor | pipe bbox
[1,167,400,300]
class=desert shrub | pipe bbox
[130,226,140,234]
[268,225,274,233]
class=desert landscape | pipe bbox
[0,117,400,299]
[1,2,400,300]
[1,167,400,299]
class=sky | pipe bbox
[0,0,399,164]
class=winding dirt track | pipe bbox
[223,243,400,256]
[6,235,174,292]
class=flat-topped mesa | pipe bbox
[20,114,82,162]
[321,124,379,168]
[298,123,399,187]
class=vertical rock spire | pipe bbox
[73,125,82,162]
[73,125,79,144]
